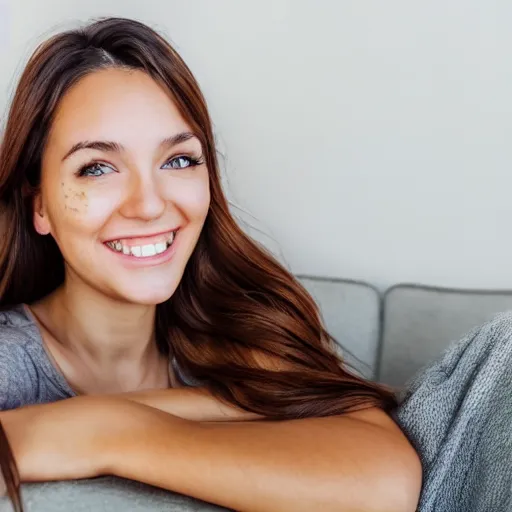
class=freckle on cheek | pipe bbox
[63,187,88,214]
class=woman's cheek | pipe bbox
[171,175,210,220]
[61,180,89,217]
[56,184,119,236]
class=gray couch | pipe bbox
[298,275,512,387]
[3,275,512,511]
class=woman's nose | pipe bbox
[118,173,166,221]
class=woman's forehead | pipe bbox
[46,68,193,154]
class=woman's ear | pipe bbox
[33,193,51,235]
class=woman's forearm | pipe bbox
[106,404,421,512]
[117,387,261,422]
[2,397,420,512]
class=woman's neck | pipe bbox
[29,273,170,395]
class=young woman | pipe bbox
[0,17,421,511]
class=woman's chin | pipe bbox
[117,283,178,306]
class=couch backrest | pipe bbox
[297,275,380,379]
[298,275,512,388]
[378,284,512,387]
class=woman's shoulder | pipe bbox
[0,305,45,410]
[0,304,45,359]
[0,304,40,341]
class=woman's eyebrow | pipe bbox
[61,131,198,162]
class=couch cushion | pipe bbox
[0,477,227,512]
[297,275,380,378]
[378,284,512,388]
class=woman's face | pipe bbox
[35,68,210,304]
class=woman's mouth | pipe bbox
[104,230,177,258]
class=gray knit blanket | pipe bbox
[394,312,512,512]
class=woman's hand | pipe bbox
[0,397,144,482]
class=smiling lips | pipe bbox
[105,230,177,258]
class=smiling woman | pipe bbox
[0,17,421,512]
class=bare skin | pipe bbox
[27,289,171,395]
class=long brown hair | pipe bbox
[0,17,395,420]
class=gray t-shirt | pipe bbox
[0,305,190,411]
[0,305,76,410]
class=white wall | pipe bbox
[1,0,512,290]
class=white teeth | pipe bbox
[155,242,167,254]
[130,246,142,257]
[106,231,176,258]
[141,244,156,257]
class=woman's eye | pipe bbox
[78,162,115,177]
[163,156,199,170]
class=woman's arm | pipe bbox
[1,397,421,512]
[117,387,261,422]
